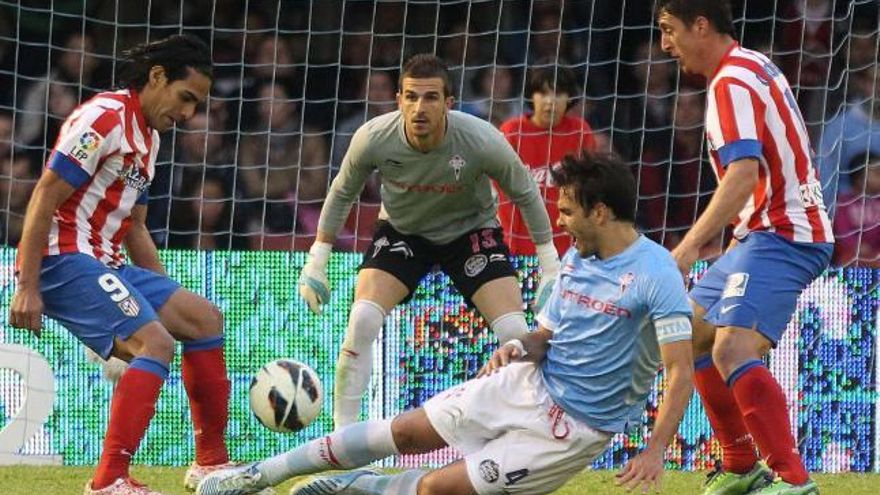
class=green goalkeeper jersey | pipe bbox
[318,110,553,245]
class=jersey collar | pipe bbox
[128,88,150,135]
[710,41,740,82]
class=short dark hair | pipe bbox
[550,152,637,223]
[657,0,736,38]
[399,53,452,97]
[526,63,579,110]
[116,33,213,90]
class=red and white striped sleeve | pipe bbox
[706,78,765,167]
[47,104,123,187]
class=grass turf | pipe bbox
[0,466,877,494]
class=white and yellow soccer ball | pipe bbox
[249,358,323,433]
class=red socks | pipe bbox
[92,358,168,490]
[729,360,810,485]
[182,336,230,466]
[694,356,758,474]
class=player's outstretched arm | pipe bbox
[616,338,694,493]
[671,158,758,276]
[298,125,374,315]
[124,204,166,275]
[9,170,76,335]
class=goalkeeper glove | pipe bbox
[298,241,332,315]
[534,242,560,314]
[85,346,129,383]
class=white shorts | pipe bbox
[423,362,612,495]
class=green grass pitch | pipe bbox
[0,466,877,494]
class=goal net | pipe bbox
[0,0,877,264]
[0,0,877,473]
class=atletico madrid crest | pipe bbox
[117,296,141,317]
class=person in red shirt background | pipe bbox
[496,63,596,256]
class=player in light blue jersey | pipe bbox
[197,153,694,495]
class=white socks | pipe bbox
[258,419,398,486]
[347,470,425,495]
[334,299,386,428]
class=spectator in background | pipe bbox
[369,2,406,69]
[0,154,36,246]
[824,18,878,120]
[460,65,523,127]
[237,36,299,120]
[0,14,13,108]
[331,70,396,207]
[0,111,36,246]
[497,64,595,256]
[818,66,880,200]
[833,152,880,267]
[844,21,879,85]
[16,32,106,151]
[238,81,328,241]
[336,32,375,119]
[777,0,835,138]
[0,110,12,161]
[167,174,245,251]
[437,20,487,101]
[637,87,712,250]
[529,8,565,63]
[616,38,676,164]
[251,36,298,86]
[332,71,397,174]
[148,101,238,247]
[175,104,237,189]
[667,88,713,247]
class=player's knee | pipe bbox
[142,328,176,364]
[710,342,736,375]
[344,300,385,348]
[390,415,417,453]
[417,471,475,495]
[201,303,224,336]
[691,324,715,356]
[416,473,446,495]
[711,338,757,378]
[490,311,527,344]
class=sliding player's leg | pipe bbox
[196,409,446,495]
[293,363,612,495]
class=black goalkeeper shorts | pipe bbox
[359,221,517,304]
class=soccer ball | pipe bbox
[249,358,323,433]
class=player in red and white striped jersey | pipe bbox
[46,89,159,266]
[703,45,833,244]
[658,1,831,494]
[8,35,243,495]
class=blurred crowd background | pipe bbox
[0,0,877,266]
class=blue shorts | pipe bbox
[690,232,832,344]
[40,253,180,359]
